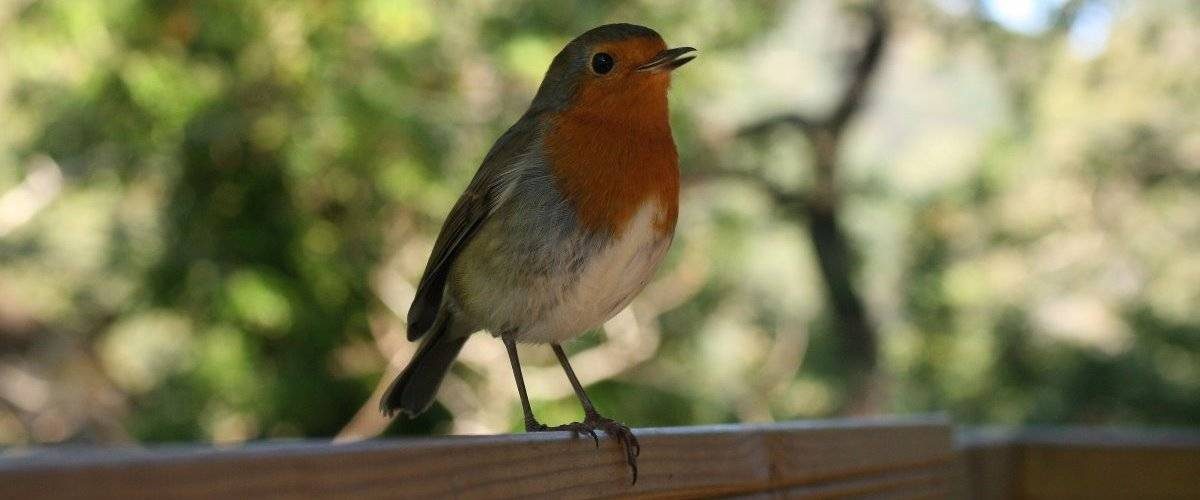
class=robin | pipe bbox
[379,23,695,483]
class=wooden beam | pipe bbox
[960,427,1200,500]
[1017,428,1200,500]
[0,417,957,499]
[958,430,1020,500]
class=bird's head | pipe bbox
[530,24,696,118]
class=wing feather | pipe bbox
[406,116,538,340]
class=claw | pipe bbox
[585,414,640,485]
[582,427,600,447]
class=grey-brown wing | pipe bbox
[406,117,536,340]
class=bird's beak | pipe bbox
[637,47,698,72]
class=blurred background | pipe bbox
[1,0,1197,447]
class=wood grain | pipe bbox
[0,417,957,499]
[960,427,1200,500]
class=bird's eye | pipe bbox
[591,52,614,75]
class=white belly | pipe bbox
[518,201,672,343]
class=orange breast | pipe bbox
[543,91,679,236]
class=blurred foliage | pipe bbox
[1,0,1198,447]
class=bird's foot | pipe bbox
[525,414,640,484]
[533,420,602,447]
[525,420,599,444]
[524,419,551,432]
[584,413,640,484]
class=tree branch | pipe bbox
[720,2,891,413]
[829,4,888,133]
[737,113,821,138]
[739,3,889,141]
[682,164,806,210]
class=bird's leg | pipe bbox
[503,336,549,432]
[502,337,598,442]
[551,343,641,484]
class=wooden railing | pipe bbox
[960,427,1200,499]
[1,416,1197,499]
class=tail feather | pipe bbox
[380,318,469,418]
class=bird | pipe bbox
[379,23,695,483]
